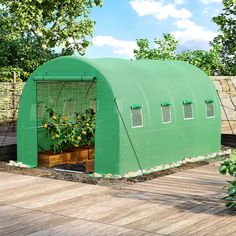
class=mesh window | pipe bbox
[63,100,76,115]
[183,104,193,119]
[36,81,96,116]
[37,103,45,120]
[206,103,215,118]
[161,106,171,123]
[90,99,96,112]
[131,108,143,128]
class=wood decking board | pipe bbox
[0,136,16,146]
[0,162,235,235]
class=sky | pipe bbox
[85,0,223,59]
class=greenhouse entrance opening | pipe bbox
[36,80,96,173]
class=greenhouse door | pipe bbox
[36,80,96,172]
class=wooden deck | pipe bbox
[222,121,236,134]
[0,136,16,146]
[0,163,235,235]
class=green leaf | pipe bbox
[219,165,227,175]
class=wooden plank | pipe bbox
[0,209,74,236]
[170,209,236,236]
[0,161,234,235]
[189,215,236,236]
[27,219,160,236]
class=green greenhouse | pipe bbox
[17,56,221,175]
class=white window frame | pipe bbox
[183,103,194,120]
[205,102,215,118]
[131,107,143,128]
[161,105,171,124]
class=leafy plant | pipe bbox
[219,149,236,208]
[75,109,96,148]
[42,108,96,154]
[42,108,74,154]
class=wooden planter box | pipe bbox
[85,159,94,173]
[38,147,95,172]
[78,147,94,161]
[38,151,78,167]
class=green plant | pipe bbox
[219,149,236,208]
[42,108,74,154]
[42,108,96,154]
[75,108,96,148]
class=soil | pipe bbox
[0,153,229,187]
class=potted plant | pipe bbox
[74,108,96,162]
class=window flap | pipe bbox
[130,104,143,109]
[183,100,193,105]
[205,99,214,103]
[161,102,171,107]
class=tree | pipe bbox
[0,0,102,81]
[134,33,224,75]
[134,34,178,60]
[0,0,103,55]
[212,0,236,75]
[176,44,224,76]
[0,36,59,80]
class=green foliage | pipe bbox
[219,149,236,208]
[75,109,96,148]
[0,37,58,79]
[0,66,29,82]
[212,0,236,75]
[42,108,96,154]
[176,44,225,76]
[0,0,103,55]
[134,33,224,76]
[0,0,103,81]
[134,34,178,60]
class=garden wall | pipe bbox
[210,76,236,120]
[0,82,24,123]
[0,76,235,123]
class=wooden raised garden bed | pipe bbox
[38,151,78,167]
[38,147,95,171]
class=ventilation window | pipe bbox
[37,103,45,120]
[63,100,76,115]
[183,101,193,120]
[130,105,143,128]
[161,102,171,124]
[90,99,96,112]
[205,99,215,118]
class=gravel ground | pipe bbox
[0,154,228,187]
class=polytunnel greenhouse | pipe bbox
[17,57,221,175]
